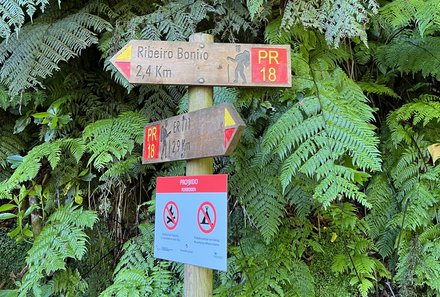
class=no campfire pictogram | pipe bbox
[163,201,179,230]
[197,201,217,234]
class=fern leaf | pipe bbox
[83,111,146,170]
[0,6,111,95]
[17,204,97,296]
[101,224,182,297]
[376,36,440,80]
[231,160,285,244]
[246,0,265,19]
[263,66,381,207]
[0,0,51,39]
[357,81,399,98]
[281,0,378,48]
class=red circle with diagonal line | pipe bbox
[197,201,216,234]
[163,201,179,231]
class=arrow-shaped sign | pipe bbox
[110,40,291,87]
[143,103,245,164]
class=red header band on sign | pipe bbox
[157,174,227,193]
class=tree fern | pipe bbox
[366,93,440,295]
[83,111,145,170]
[387,94,440,146]
[100,224,182,297]
[376,35,440,81]
[263,56,381,207]
[139,85,185,122]
[215,225,316,297]
[230,149,286,244]
[17,203,97,296]
[0,87,47,110]
[281,0,378,48]
[246,0,265,19]
[0,4,111,95]
[211,0,258,42]
[374,0,440,80]
[0,128,25,170]
[0,0,52,40]
[0,138,86,197]
[357,81,399,99]
[380,0,440,36]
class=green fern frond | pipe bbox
[0,136,88,197]
[0,141,62,196]
[0,87,47,110]
[376,36,440,80]
[211,1,257,42]
[0,0,51,40]
[388,95,440,133]
[285,180,314,219]
[231,158,285,244]
[121,0,215,43]
[281,0,378,48]
[263,66,381,207]
[49,268,88,296]
[0,129,25,169]
[386,94,440,150]
[366,89,440,294]
[216,227,315,297]
[140,85,184,121]
[246,0,265,19]
[83,111,146,170]
[100,224,182,297]
[100,156,145,183]
[380,0,440,36]
[365,174,401,257]
[17,203,97,296]
[0,6,111,95]
[357,81,399,98]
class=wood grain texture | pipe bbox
[142,103,245,164]
[111,40,291,87]
[184,32,214,297]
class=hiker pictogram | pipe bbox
[163,201,179,230]
[197,201,217,234]
[227,45,250,83]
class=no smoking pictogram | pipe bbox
[163,201,179,230]
[197,201,217,234]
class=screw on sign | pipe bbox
[197,201,217,234]
[163,201,179,231]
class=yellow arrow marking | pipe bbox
[116,45,132,61]
[224,108,235,127]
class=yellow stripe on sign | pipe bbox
[116,45,132,61]
[224,108,235,127]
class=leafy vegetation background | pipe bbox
[0,0,439,296]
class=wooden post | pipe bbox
[184,33,214,297]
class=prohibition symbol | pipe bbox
[163,201,179,231]
[197,201,216,234]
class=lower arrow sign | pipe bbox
[143,103,245,164]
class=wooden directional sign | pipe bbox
[142,104,245,163]
[110,40,291,87]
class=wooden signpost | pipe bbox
[110,33,291,297]
[110,40,291,88]
[142,103,245,163]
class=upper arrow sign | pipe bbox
[110,40,291,87]
[143,104,245,164]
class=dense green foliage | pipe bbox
[0,0,439,296]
